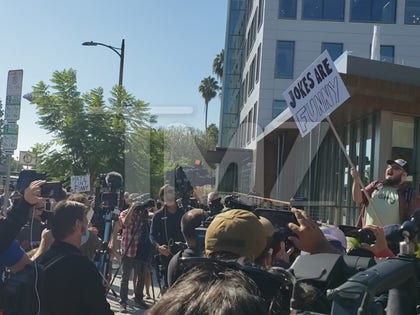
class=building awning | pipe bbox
[205,147,253,164]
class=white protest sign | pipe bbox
[283,50,350,137]
[71,175,90,192]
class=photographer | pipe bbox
[150,184,185,290]
[0,180,45,255]
[119,198,154,312]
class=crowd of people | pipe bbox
[0,158,419,314]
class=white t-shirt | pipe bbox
[365,186,399,226]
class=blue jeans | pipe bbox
[119,256,147,303]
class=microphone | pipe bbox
[105,171,123,192]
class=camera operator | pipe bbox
[150,184,185,290]
[119,198,154,312]
[0,180,45,255]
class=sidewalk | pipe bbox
[106,265,161,315]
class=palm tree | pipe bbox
[198,76,220,130]
[212,49,224,82]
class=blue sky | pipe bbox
[0,1,227,157]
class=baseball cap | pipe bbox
[386,158,409,173]
[205,209,267,261]
[320,225,347,254]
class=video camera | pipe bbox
[339,225,376,245]
[92,171,124,239]
[132,197,156,214]
[223,194,256,211]
[93,172,124,213]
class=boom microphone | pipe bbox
[105,171,123,192]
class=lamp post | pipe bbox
[82,39,125,86]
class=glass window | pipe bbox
[405,0,420,24]
[272,100,287,118]
[258,0,264,28]
[252,102,257,139]
[351,0,396,23]
[279,0,297,19]
[380,45,394,63]
[302,0,344,21]
[256,44,261,83]
[248,57,256,95]
[321,42,343,61]
[275,41,294,78]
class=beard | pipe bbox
[383,174,402,186]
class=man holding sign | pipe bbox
[352,159,420,227]
[283,51,389,227]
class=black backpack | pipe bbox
[1,255,67,315]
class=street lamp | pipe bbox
[82,39,125,86]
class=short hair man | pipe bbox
[207,192,223,217]
[167,208,207,286]
[37,200,114,315]
[352,159,420,227]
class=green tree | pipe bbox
[191,123,218,168]
[29,69,156,188]
[198,76,220,130]
[212,49,224,82]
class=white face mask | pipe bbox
[81,230,90,246]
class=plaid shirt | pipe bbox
[120,209,140,258]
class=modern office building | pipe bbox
[212,0,420,224]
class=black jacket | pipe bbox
[37,241,114,315]
[0,198,32,255]
[150,205,184,247]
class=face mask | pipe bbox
[81,230,90,246]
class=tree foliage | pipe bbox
[29,69,156,188]
[26,69,219,196]
[212,49,224,82]
[198,76,220,130]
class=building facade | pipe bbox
[215,0,420,224]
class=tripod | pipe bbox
[94,208,118,297]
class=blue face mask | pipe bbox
[81,230,90,246]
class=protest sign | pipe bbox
[283,50,350,137]
[71,174,90,192]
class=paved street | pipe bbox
[106,265,162,315]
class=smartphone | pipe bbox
[40,182,63,199]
